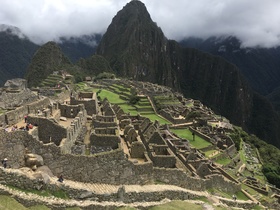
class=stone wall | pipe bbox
[189,126,212,142]
[0,97,51,126]
[27,98,51,116]
[0,167,205,209]
[70,96,97,116]
[59,103,85,118]
[153,168,241,193]
[0,130,154,185]
[28,116,67,146]
[0,130,26,168]
[28,107,86,152]
[90,132,120,149]
[5,106,26,125]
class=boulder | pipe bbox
[25,153,44,167]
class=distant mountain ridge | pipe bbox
[0,24,101,86]
[179,36,280,96]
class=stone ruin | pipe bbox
[3,78,275,204]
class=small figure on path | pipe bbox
[24,115,28,123]
[2,158,8,168]
[232,194,237,201]
[58,174,64,183]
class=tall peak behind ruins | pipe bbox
[96,0,177,88]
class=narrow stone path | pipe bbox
[0,183,203,209]
[83,120,91,146]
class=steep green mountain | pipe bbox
[77,55,113,75]
[0,25,39,86]
[96,0,177,89]
[96,0,280,147]
[25,41,72,87]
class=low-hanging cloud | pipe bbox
[1,0,280,48]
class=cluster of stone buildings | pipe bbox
[1,77,279,205]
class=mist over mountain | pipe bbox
[57,34,102,63]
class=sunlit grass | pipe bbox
[170,128,212,149]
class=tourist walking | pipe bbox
[2,158,8,168]
[58,174,64,183]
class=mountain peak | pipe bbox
[96,0,172,85]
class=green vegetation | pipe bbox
[77,55,113,77]
[6,185,69,199]
[29,206,51,210]
[204,149,219,158]
[92,87,171,124]
[170,128,212,149]
[215,157,231,165]
[154,95,181,110]
[0,107,6,115]
[241,132,280,188]
[208,188,249,201]
[0,195,82,210]
[95,72,115,80]
[141,113,171,124]
[40,74,63,87]
[0,195,27,210]
[97,89,126,104]
[25,41,71,87]
[148,200,202,210]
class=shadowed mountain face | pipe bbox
[96,0,280,147]
[96,0,178,89]
[25,41,71,87]
[180,36,280,96]
[0,27,39,86]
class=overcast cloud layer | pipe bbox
[1,0,280,48]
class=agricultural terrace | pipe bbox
[153,94,181,109]
[75,82,171,124]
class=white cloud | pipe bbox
[1,0,280,48]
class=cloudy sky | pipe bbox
[1,0,280,48]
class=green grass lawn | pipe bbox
[215,157,232,165]
[148,200,203,210]
[170,128,212,149]
[141,113,171,124]
[204,149,218,158]
[97,89,127,104]
[95,88,171,124]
